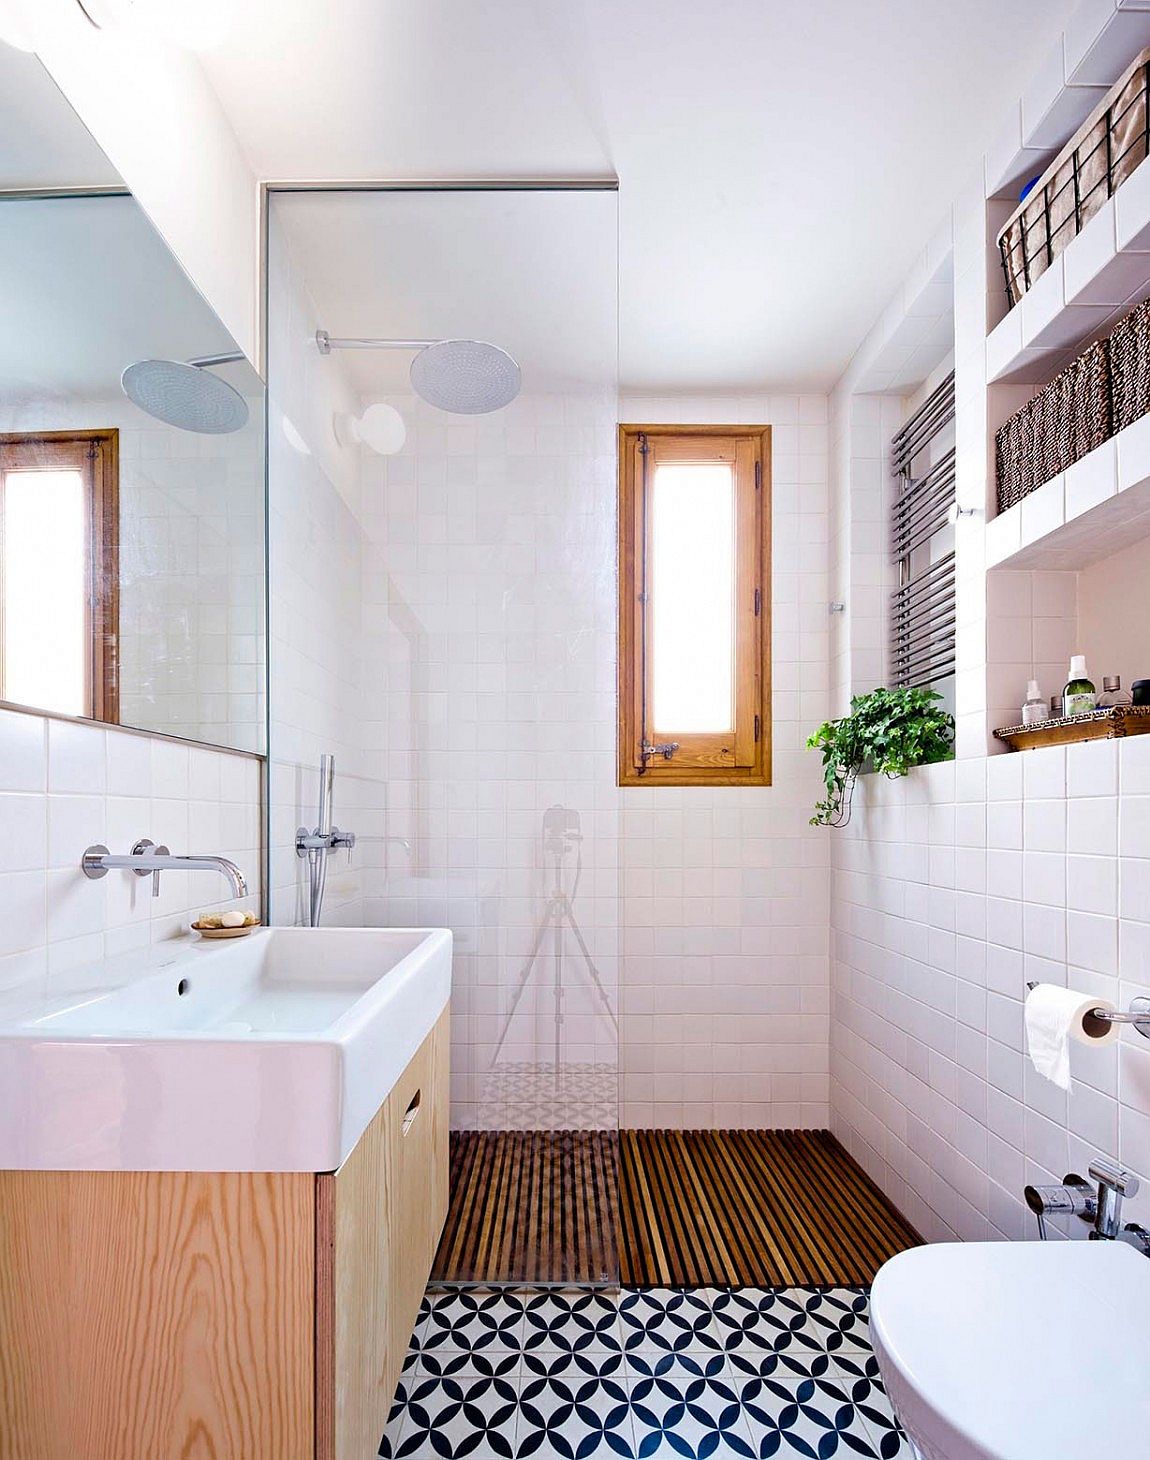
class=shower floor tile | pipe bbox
[380,1285,912,1460]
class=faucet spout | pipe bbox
[81,843,248,898]
[176,855,248,898]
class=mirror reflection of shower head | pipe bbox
[315,330,521,415]
[121,353,249,434]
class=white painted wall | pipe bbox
[29,0,260,365]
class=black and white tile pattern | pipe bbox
[380,1287,912,1459]
[478,1062,619,1131]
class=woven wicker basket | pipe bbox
[998,48,1150,308]
[1109,295,1150,432]
[995,339,1111,514]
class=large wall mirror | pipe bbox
[0,49,266,755]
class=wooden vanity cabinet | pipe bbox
[0,1007,450,1460]
[315,1007,450,1460]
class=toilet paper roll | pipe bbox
[1025,983,1119,1090]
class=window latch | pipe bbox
[641,741,680,762]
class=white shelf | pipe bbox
[986,410,1150,569]
[986,155,1150,385]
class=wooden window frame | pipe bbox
[0,429,120,723]
[617,423,771,787]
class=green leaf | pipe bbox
[805,686,954,827]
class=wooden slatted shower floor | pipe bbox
[430,1129,920,1287]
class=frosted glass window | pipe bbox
[2,469,87,716]
[649,461,735,733]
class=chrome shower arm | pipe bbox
[187,351,245,368]
[315,331,435,353]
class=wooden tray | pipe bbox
[192,923,258,939]
[994,704,1150,751]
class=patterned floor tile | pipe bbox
[524,1349,629,1383]
[418,1349,523,1381]
[725,1348,839,1383]
[711,1289,871,1358]
[421,1289,529,1355]
[523,1290,625,1354]
[388,1373,522,1459]
[517,1372,636,1457]
[619,1289,725,1354]
[828,1354,910,1460]
[380,1283,905,1460]
[628,1352,756,1457]
[378,1378,411,1460]
[736,1373,888,1458]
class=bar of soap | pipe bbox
[197,914,223,929]
[242,911,258,927]
[220,910,246,928]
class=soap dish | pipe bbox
[192,923,257,939]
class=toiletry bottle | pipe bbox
[1050,694,1062,718]
[1063,655,1097,717]
[1098,675,1132,708]
[1022,679,1048,725]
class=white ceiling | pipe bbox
[273,188,618,397]
[202,0,1079,392]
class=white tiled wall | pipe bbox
[0,708,261,996]
[289,383,834,1131]
[827,0,1150,1242]
[831,738,1150,1239]
[616,395,832,1129]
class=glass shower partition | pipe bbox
[266,184,622,1284]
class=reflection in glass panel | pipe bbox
[650,461,735,733]
[2,469,86,716]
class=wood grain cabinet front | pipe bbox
[0,1005,450,1460]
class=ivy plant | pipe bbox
[807,686,955,827]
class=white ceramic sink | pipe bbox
[0,926,451,1172]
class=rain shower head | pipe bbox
[315,330,521,415]
[121,354,249,435]
[409,339,520,415]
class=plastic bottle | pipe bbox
[1098,676,1132,709]
[1062,655,1097,717]
[1022,680,1049,725]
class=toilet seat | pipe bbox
[870,1240,1150,1460]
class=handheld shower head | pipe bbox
[121,354,249,435]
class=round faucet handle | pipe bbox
[1089,1159,1140,1198]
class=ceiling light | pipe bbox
[334,403,407,456]
[75,0,232,50]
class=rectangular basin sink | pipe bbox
[0,926,452,1172]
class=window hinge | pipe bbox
[754,714,761,743]
[638,433,649,455]
[754,460,762,490]
[753,587,761,616]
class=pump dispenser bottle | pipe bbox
[1022,680,1048,725]
[1063,655,1097,717]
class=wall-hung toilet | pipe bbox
[870,1241,1150,1460]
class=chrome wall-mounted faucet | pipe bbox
[295,754,357,927]
[81,840,248,898]
[1025,1158,1149,1252]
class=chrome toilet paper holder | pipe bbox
[1026,983,1150,1040]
